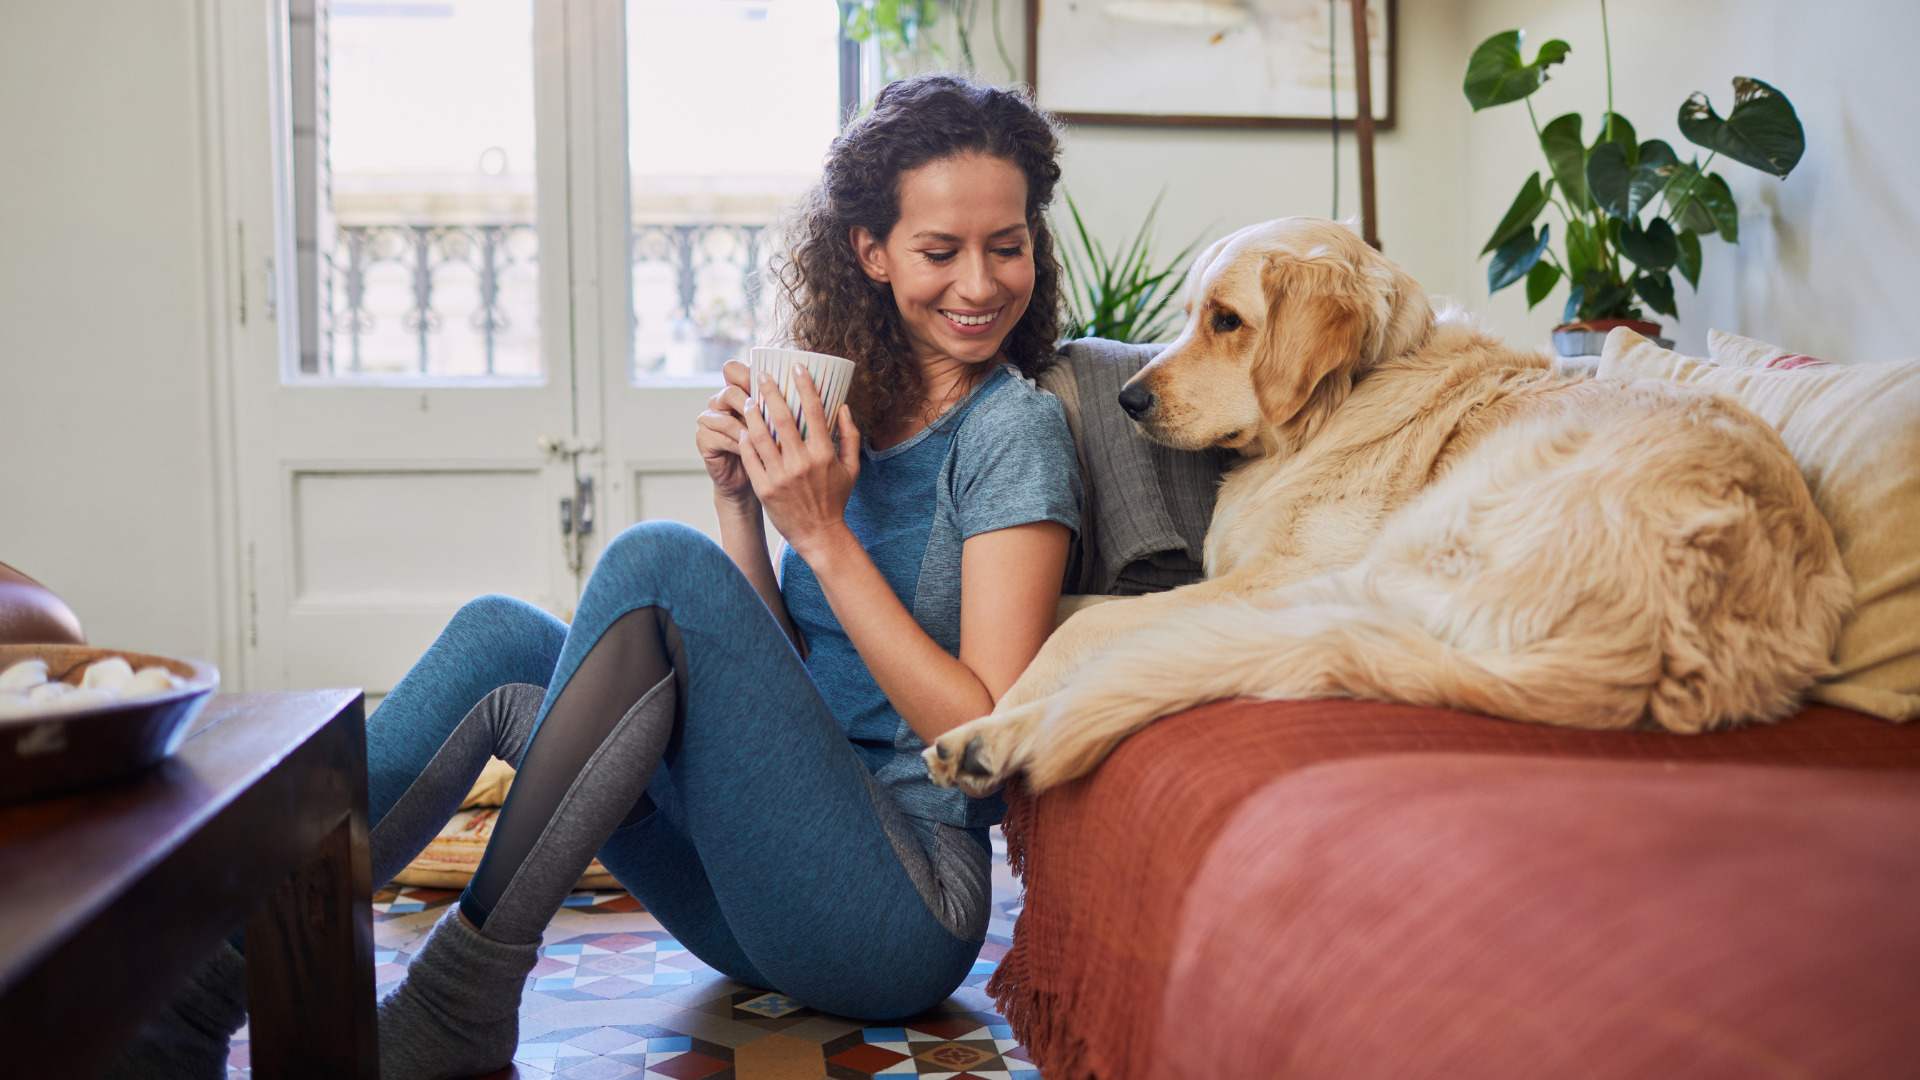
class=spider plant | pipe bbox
[1056,190,1203,345]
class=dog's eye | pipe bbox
[1211,311,1242,333]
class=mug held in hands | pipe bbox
[750,347,855,442]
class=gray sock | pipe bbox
[377,907,539,1080]
[100,941,248,1080]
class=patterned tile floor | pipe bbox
[225,829,1032,1079]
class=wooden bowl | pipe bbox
[0,645,220,804]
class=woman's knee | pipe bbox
[589,521,739,601]
[450,593,555,635]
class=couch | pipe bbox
[994,330,1920,1078]
[988,699,1920,1079]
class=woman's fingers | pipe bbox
[722,358,752,393]
[758,375,805,456]
[741,391,785,475]
[794,366,830,452]
[835,404,861,477]
[736,419,770,491]
[696,410,746,448]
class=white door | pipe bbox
[214,0,847,692]
[595,0,844,549]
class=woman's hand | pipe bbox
[738,366,861,558]
[695,360,756,506]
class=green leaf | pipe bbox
[1676,229,1702,290]
[1580,271,1636,320]
[1489,224,1550,294]
[1563,284,1586,325]
[1587,139,1679,220]
[1663,161,1718,234]
[1698,173,1739,243]
[1540,113,1588,211]
[1564,217,1599,283]
[1525,259,1562,310]
[1482,172,1553,255]
[1598,112,1637,157]
[1679,77,1805,178]
[1463,30,1572,111]
[1635,272,1677,318]
[1617,216,1679,271]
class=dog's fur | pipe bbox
[924,217,1852,795]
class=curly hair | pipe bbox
[770,73,1064,432]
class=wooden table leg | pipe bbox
[246,811,379,1079]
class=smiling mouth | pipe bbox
[941,308,1000,328]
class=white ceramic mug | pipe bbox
[749,346,856,441]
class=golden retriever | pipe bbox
[924,217,1851,796]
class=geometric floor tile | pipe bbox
[226,826,1034,1080]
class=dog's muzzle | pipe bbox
[1118,382,1155,420]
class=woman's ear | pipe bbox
[850,226,890,283]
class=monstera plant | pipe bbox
[1463,7,1805,336]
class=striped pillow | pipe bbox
[1708,329,1833,370]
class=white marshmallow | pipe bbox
[57,687,121,712]
[129,666,182,696]
[28,681,75,704]
[82,657,136,692]
[0,659,49,691]
[0,692,37,718]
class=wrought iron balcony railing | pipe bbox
[322,221,771,380]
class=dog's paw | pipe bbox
[923,706,1043,798]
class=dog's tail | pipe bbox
[1017,597,1656,792]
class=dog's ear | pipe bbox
[1364,258,1432,364]
[1250,255,1365,433]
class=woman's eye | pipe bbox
[1211,311,1242,333]
[922,250,957,263]
[994,246,1026,257]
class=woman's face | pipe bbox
[852,153,1035,369]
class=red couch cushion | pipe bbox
[988,698,1920,1080]
[1158,755,1920,1079]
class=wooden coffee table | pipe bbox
[0,690,377,1079]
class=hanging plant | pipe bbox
[1462,4,1805,334]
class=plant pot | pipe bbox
[1552,318,1671,358]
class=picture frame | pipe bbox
[1025,0,1397,130]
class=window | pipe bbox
[280,0,852,385]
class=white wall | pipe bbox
[1460,0,1920,359]
[0,0,231,663]
[975,0,1477,325]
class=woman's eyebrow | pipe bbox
[911,224,1031,242]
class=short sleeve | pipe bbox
[952,372,1083,540]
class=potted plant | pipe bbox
[1462,2,1805,356]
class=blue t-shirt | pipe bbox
[780,363,1081,829]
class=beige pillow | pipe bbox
[1707,329,1834,370]
[1599,329,1920,720]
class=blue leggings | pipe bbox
[364,522,986,1019]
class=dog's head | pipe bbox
[1119,217,1432,455]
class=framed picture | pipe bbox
[1025,0,1396,129]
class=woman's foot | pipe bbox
[100,940,248,1080]
[377,907,540,1080]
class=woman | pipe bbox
[109,72,1078,1080]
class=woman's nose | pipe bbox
[955,250,995,300]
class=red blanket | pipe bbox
[987,699,1920,1080]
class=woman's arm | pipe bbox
[697,361,800,648]
[803,521,1067,743]
[738,368,1068,745]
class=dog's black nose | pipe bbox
[1118,382,1155,419]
